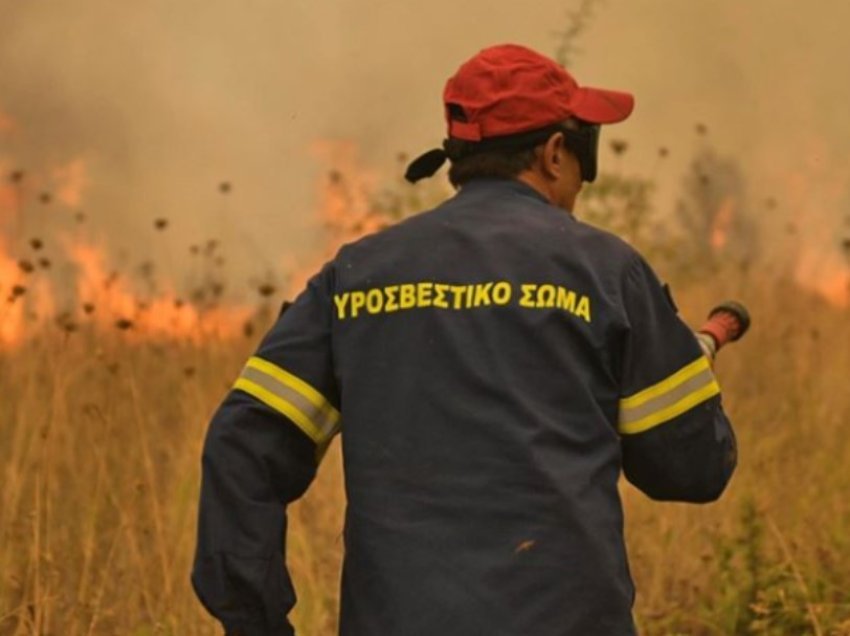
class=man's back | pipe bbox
[192,44,737,636]
[334,178,638,635]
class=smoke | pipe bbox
[2,0,850,296]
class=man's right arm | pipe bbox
[616,256,737,503]
[192,263,341,634]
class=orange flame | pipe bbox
[0,238,25,345]
[52,158,89,208]
[65,241,254,343]
[0,109,14,134]
[0,161,18,223]
[794,247,850,308]
[783,142,850,307]
[0,119,269,348]
[286,140,390,293]
[710,196,735,250]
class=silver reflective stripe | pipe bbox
[240,365,338,440]
[619,365,717,428]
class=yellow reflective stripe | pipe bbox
[618,355,721,435]
[619,356,710,410]
[246,356,341,433]
[233,377,326,443]
[618,379,720,435]
[233,356,341,445]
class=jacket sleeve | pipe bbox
[616,256,737,503]
[191,263,341,636]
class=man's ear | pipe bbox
[541,132,566,179]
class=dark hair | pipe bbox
[446,139,539,188]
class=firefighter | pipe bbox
[192,43,737,635]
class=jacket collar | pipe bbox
[456,178,565,211]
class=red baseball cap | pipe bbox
[443,43,634,142]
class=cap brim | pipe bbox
[570,87,634,124]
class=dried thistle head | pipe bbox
[30,238,44,250]
[9,170,24,184]
[104,271,119,289]
[658,147,669,158]
[115,318,133,330]
[219,181,232,194]
[18,260,35,274]
[695,123,708,136]
[609,140,628,156]
[56,312,78,333]
[39,258,51,269]
[75,212,87,224]
[257,283,276,298]
[138,261,154,279]
[39,192,52,204]
[11,284,26,298]
[154,218,169,230]
[82,302,95,314]
[189,244,200,256]
[243,320,255,339]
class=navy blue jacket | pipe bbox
[192,178,737,635]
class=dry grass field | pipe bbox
[5,2,850,633]
[1,265,849,636]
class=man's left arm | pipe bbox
[191,263,340,636]
[616,256,737,503]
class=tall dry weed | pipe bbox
[1,268,848,635]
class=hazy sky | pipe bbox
[2,0,849,291]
